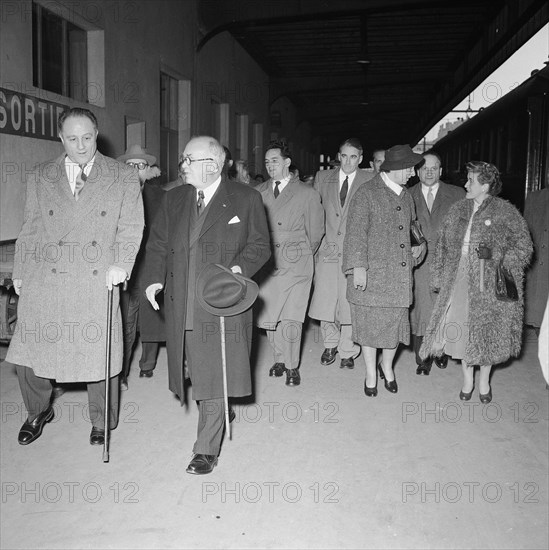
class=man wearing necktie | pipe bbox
[309,138,371,369]
[6,107,144,447]
[144,136,270,475]
[255,140,324,387]
[409,152,465,375]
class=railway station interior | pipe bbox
[0,1,548,549]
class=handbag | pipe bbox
[495,260,518,302]
[410,220,427,246]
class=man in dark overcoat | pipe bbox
[6,108,144,446]
[409,152,465,375]
[143,136,270,475]
[309,138,370,369]
[255,140,324,387]
[524,187,548,332]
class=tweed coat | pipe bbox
[255,176,324,326]
[142,178,270,401]
[524,187,548,327]
[342,174,423,318]
[409,182,465,335]
[6,152,144,382]
[309,168,372,324]
[420,197,533,365]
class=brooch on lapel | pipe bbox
[485,219,492,226]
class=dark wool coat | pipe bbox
[142,178,270,402]
[6,152,144,382]
[255,176,324,325]
[309,168,372,324]
[342,174,423,315]
[524,188,548,327]
[420,197,533,365]
[409,182,465,335]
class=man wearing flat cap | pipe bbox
[117,145,165,389]
[143,136,270,475]
[342,144,425,397]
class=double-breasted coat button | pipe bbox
[91,241,97,246]
[278,222,282,225]
[51,268,56,274]
[101,211,106,216]
[337,231,341,236]
[49,210,53,216]
[275,244,280,247]
[401,262,406,267]
[93,270,98,275]
[400,244,405,248]
[399,225,403,230]
[58,240,63,246]
[396,206,401,211]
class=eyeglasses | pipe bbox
[126,162,149,170]
[180,157,214,166]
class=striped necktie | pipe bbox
[426,187,434,212]
[74,164,87,200]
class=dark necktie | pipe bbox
[274,180,281,198]
[427,187,434,213]
[74,164,87,201]
[340,176,348,207]
[197,190,205,216]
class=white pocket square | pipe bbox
[228,216,240,224]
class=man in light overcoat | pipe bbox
[255,140,324,387]
[409,152,465,375]
[144,136,270,475]
[7,107,144,446]
[309,138,369,369]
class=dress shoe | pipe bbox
[377,361,385,380]
[90,427,106,445]
[459,388,474,401]
[384,378,398,393]
[186,453,218,475]
[139,369,154,378]
[340,357,354,369]
[320,347,338,365]
[364,381,378,397]
[120,376,128,391]
[286,368,301,386]
[479,388,492,404]
[18,406,54,445]
[52,385,65,398]
[229,407,236,423]
[269,363,286,377]
[416,361,432,376]
[434,355,448,369]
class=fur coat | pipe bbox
[420,196,533,365]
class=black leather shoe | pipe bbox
[377,362,385,380]
[459,389,474,401]
[139,369,154,378]
[416,361,432,376]
[186,454,218,475]
[18,406,54,445]
[229,407,236,423]
[434,355,448,369]
[120,376,128,391]
[364,381,378,397]
[269,363,286,377]
[340,357,354,369]
[52,385,65,398]
[479,388,492,404]
[286,368,301,386]
[90,427,105,445]
[320,347,338,365]
[384,378,398,393]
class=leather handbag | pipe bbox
[410,220,427,246]
[495,260,518,302]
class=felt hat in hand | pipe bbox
[196,264,259,316]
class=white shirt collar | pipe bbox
[380,172,403,196]
[339,169,357,187]
[273,175,291,194]
[64,155,96,190]
[421,182,440,199]
[199,176,222,206]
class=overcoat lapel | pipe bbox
[198,181,232,241]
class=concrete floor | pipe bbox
[1,321,547,550]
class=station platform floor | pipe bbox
[0,321,547,550]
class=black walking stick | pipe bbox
[103,287,113,462]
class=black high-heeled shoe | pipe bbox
[384,378,398,393]
[364,380,378,397]
[479,388,492,404]
[459,388,473,401]
[377,361,385,380]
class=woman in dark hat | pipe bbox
[342,144,425,396]
[420,161,532,403]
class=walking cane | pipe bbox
[103,287,113,462]
[219,316,231,440]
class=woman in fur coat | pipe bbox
[420,161,532,403]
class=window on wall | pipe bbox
[32,2,87,102]
[160,72,180,184]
